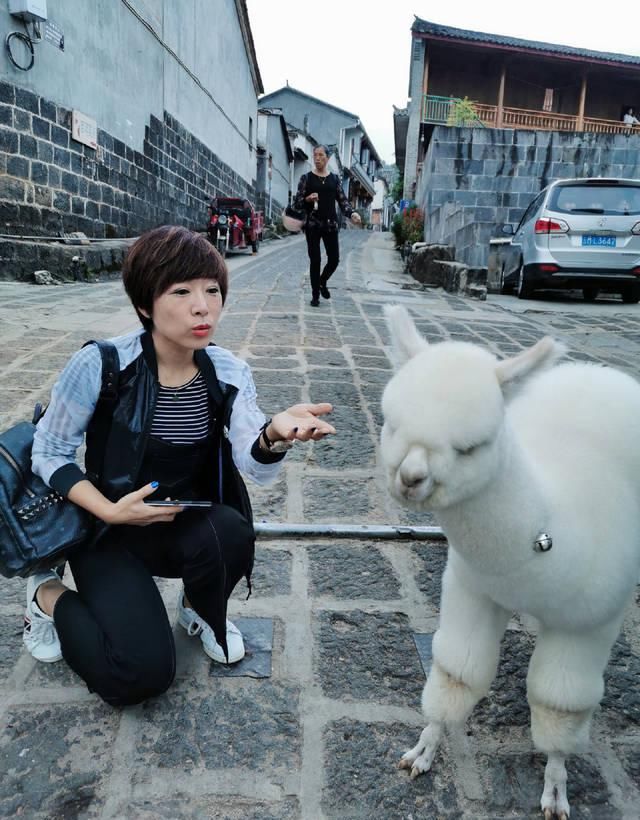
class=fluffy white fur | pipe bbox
[381,305,640,819]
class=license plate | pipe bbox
[582,235,616,247]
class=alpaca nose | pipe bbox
[398,448,430,490]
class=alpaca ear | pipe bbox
[384,304,428,368]
[495,336,566,394]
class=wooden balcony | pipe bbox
[422,95,632,135]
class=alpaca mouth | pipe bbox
[396,474,437,503]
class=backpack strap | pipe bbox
[82,340,120,483]
[82,339,119,404]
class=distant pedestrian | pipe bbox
[623,107,640,127]
[23,225,335,706]
[294,145,361,306]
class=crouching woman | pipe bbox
[24,225,335,706]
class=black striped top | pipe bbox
[150,371,210,444]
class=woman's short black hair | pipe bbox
[122,225,228,330]
[313,144,330,156]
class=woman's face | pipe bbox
[313,148,328,173]
[142,278,223,352]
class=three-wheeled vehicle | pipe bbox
[207,196,264,257]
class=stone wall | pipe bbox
[417,126,640,268]
[0,81,257,241]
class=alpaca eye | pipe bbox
[456,444,478,456]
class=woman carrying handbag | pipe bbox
[293,145,361,306]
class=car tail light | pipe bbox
[534,217,569,234]
[632,222,640,235]
[538,264,559,273]
[633,267,640,276]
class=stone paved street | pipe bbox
[1,231,640,819]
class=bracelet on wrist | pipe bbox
[260,419,294,454]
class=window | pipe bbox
[248,117,253,152]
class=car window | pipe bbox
[548,185,640,216]
[515,191,545,232]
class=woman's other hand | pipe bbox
[305,193,319,204]
[351,212,362,225]
[268,403,335,443]
[103,483,184,526]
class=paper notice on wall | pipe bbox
[72,110,97,150]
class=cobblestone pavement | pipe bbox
[1,231,640,819]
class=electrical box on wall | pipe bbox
[8,0,48,22]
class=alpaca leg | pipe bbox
[398,722,443,778]
[400,563,510,778]
[540,753,569,820]
[528,618,623,818]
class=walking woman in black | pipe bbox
[294,145,361,306]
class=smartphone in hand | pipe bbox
[145,500,213,508]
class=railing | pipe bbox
[421,95,634,135]
[421,95,485,127]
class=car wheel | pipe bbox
[516,262,533,299]
[622,285,640,304]
[582,286,599,302]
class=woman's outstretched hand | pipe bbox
[268,402,335,443]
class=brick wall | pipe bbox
[0,81,257,240]
[417,126,640,268]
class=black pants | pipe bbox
[305,227,340,298]
[53,504,254,707]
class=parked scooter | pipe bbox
[207,196,263,257]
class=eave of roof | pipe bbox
[235,0,264,94]
[260,85,359,120]
[411,16,640,69]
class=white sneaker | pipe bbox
[201,618,245,664]
[176,592,203,637]
[176,591,245,664]
[23,571,63,663]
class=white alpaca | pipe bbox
[380,305,640,819]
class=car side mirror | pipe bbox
[501,224,514,236]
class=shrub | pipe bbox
[447,96,480,127]
[391,206,424,248]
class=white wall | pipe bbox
[0,0,258,183]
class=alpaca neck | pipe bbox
[437,427,548,566]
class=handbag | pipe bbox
[0,340,119,578]
[282,204,307,233]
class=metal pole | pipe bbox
[254,523,446,541]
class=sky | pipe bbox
[246,0,639,166]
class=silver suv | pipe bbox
[501,178,640,302]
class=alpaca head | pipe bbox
[380,306,564,510]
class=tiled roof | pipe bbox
[412,17,640,67]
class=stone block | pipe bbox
[307,542,401,600]
[0,127,18,154]
[316,610,425,703]
[15,87,39,115]
[323,719,460,818]
[408,243,455,284]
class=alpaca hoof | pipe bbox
[541,797,570,819]
[398,757,412,771]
